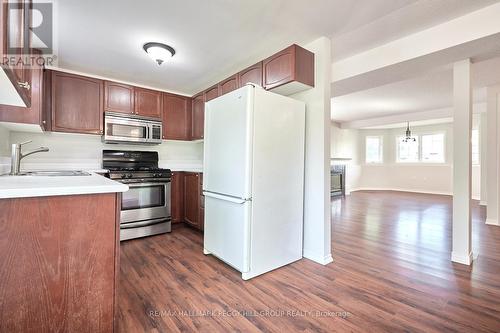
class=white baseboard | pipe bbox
[351,187,481,200]
[303,249,333,266]
[351,187,452,196]
[485,219,499,226]
[451,251,473,265]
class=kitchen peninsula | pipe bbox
[0,174,127,332]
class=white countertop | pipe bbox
[169,167,203,173]
[0,173,128,199]
[159,163,203,173]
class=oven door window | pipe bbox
[107,123,147,139]
[122,184,165,210]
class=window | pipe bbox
[421,134,445,163]
[397,136,419,163]
[366,136,383,163]
[396,132,446,163]
[472,129,479,165]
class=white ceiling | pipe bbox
[53,0,497,95]
[363,118,453,129]
[331,55,500,122]
[332,0,500,61]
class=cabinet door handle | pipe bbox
[18,81,31,90]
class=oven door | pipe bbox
[104,115,149,144]
[120,181,171,225]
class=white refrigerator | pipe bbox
[203,84,306,280]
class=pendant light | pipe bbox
[403,122,416,143]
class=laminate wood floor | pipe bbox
[118,191,500,332]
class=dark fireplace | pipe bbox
[331,164,345,197]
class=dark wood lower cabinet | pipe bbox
[199,206,205,231]
[175,172,203,231]
[171,171,184,223]
[199,173,204,230]
[183,172,200,228]
[0,193,121,333]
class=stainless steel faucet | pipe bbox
[10,141,49,175]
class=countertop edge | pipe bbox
[0,174,129,200]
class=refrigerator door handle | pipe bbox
[203,191,247,204]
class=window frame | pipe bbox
[396,135,420,163]
[471,129,480,166]
[395,131,447,164]
[365,135,384,164]
[420,132,446,164]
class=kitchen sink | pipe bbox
[17,170,91,177]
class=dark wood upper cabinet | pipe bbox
[191,93,204,140]
[238,62,263,87]
[0,57,49,130]
[0,0,32,107]
[162,93,191,140]
[50,71,104,135]
[104,81,134,114]
[204,85,219,102]
[134,87,162,119]
[171,171,185,223]
[218,75,238,96]
[263,44,314,95]
[191,43,313,113]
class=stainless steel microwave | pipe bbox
[103,112,162,145]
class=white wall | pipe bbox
[0,126,9,157]
[0,126,10,173]
[291,37,332,265]
[4,130,203,171]
[331,119,482,199]
[330,122,361,194]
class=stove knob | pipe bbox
[127,174,133,179]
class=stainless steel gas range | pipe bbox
[103,150,171,241]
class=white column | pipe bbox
[480,112,487,206]
[291,37,333,265]
[486,86,500,226]
[452,59,473,265]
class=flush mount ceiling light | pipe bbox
[403,121,417,143]
[143,42,175,65]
